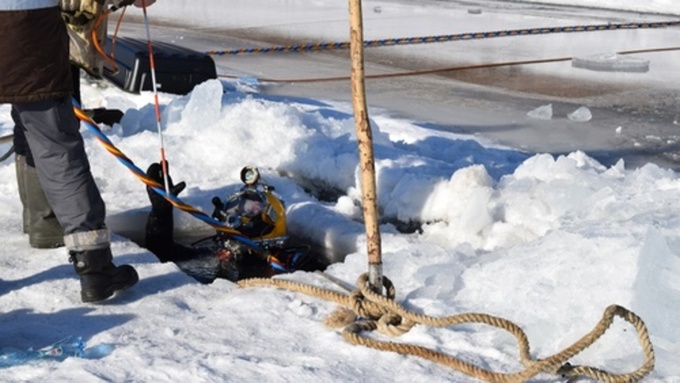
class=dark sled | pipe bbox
[103,36,217,95]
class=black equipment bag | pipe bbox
[103,36,217,95]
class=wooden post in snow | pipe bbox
[348,0,383,293]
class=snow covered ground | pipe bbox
[1,1,679,382]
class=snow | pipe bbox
[1,0,679,382]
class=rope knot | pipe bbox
[376,312,415,336]
[350,273,415,336]
[325,272,413,336]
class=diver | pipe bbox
[143,162,327,283]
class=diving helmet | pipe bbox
[212,166,287,246]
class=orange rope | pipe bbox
[91,6,128,76]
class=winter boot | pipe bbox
[15,154,29,234]
[22,160,65,248]
[70,247,139,303]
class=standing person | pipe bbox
[13,0,135,250]
[0,0,153,302]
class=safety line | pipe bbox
[218,45,680,84]
[206,20,680,56]
[0,144,14,163]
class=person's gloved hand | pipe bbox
[146,162,186,213]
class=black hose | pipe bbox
[0,144,14,163]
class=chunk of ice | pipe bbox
[527,104,553,120]
[567,106,592,122]
[572,53,649,73]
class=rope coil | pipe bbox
[239,273,655,383]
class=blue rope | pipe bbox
[205,20,680,56]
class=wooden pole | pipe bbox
[348,0,383,293]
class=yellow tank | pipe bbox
[260,189,287,243]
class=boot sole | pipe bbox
[29,240,65,249]
[81,271,140,303]
[29,233,65,249]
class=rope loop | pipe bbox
[347,274,414,336]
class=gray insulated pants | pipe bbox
[13,98,109,250]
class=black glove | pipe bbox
[146,162,186,213]
[211,196,226,222]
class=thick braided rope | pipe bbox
[238,273,655,383]
[206,20,680,55]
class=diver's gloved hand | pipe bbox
[211,197,226,222]
[146,162,186,213]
